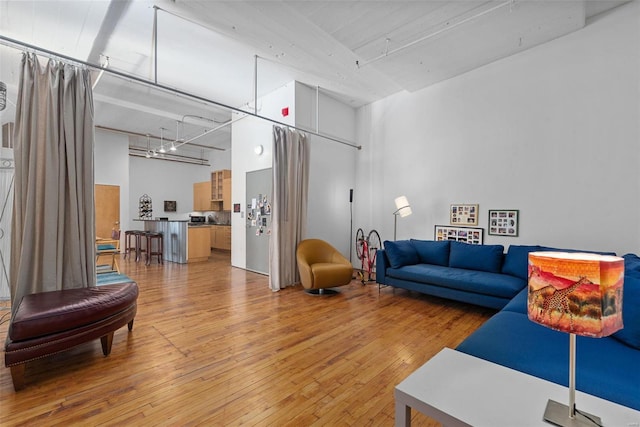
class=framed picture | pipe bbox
[488,209,519,236]
[450,204,479,226]
[434,225,484,245]
[164,200,177,212]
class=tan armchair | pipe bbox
[296,239,353,295]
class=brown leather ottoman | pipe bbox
[4,282,138,391]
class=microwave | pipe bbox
[190,216,206,223]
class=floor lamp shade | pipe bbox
[394,196,412,218]
[527,251,624,426]
[393,196,412,240]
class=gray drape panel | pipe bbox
[10,53,95,313]
[269,126,309,291]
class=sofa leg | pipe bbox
[100,332,114,356]
[127,319,135,331]
[10,364,25,391]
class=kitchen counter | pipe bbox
[135,219,188,263]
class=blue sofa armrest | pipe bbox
[376,249,388,285]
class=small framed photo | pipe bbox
[434,225,484,245]
[450,204,479,226]
[488,209,519,237]
[164,200,177,212]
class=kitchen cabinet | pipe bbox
[210,225,231,251]
[211,169,231,211]
[187,226,211,262]
[193,181,212,211]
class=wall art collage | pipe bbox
[434,205,519,244]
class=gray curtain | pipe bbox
[10,53,95,313]
[269,126,309,291]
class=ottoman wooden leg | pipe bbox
[10,364,26,391]
[100,332,115,356]
[128,319,135,331]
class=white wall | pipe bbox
[95,130,130,232]
[355,2,640,255]
[295,83,357,258]
[231,83,295,268]
[129,156,212,224]
[231,81,358,268]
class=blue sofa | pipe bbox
[376,239,529,309]
[377,240,640,410]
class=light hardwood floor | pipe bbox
[0,251,494,426]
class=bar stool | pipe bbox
[124,230,147,262]
[145,232,164,265]
[136,231,147,262]
[123,230,140,260]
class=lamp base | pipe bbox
[543,400,602,427]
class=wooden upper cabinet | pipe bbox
[211,169,231,211]
[193,181,212,211]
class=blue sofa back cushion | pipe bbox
[623,253,640,279]
[501,245,543,279]
[612,274,640,350]
[410,239,450,266]
[449,241,504,273]
[383,240,420,268]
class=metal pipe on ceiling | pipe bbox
[0,34,361,150]
[357,0,514,68]
[176,115,247,149]
[152,5,159,84]
[95,125,226,151]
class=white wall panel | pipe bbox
[355,2,640,255]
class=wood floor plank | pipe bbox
[0,251,493,425]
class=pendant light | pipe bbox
[145,134,152,158]
[158,127,166,153]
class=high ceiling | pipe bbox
[0,0,629,154]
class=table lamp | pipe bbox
[393,196,412,240]
[528,251,624,427]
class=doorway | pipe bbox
[95,184,120,238]
[245,168,272,275]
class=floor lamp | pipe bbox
[393,196,412,240]
[528,251,624,427]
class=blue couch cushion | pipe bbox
[383,240,419,268]
[501,287,528,314]
[612,274,640,350]
[387,264,525,299]
[410,239,450,266]
[623,253,640,279]
[501,245,542,279]
[449,241,504,273]
[457,311,640,411]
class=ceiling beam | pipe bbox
[87,0,133,64]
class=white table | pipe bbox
[395,347,640,427]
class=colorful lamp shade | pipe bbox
[528,251,624,337]
[528,251,624,426]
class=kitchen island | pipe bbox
[135,220,211,264]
